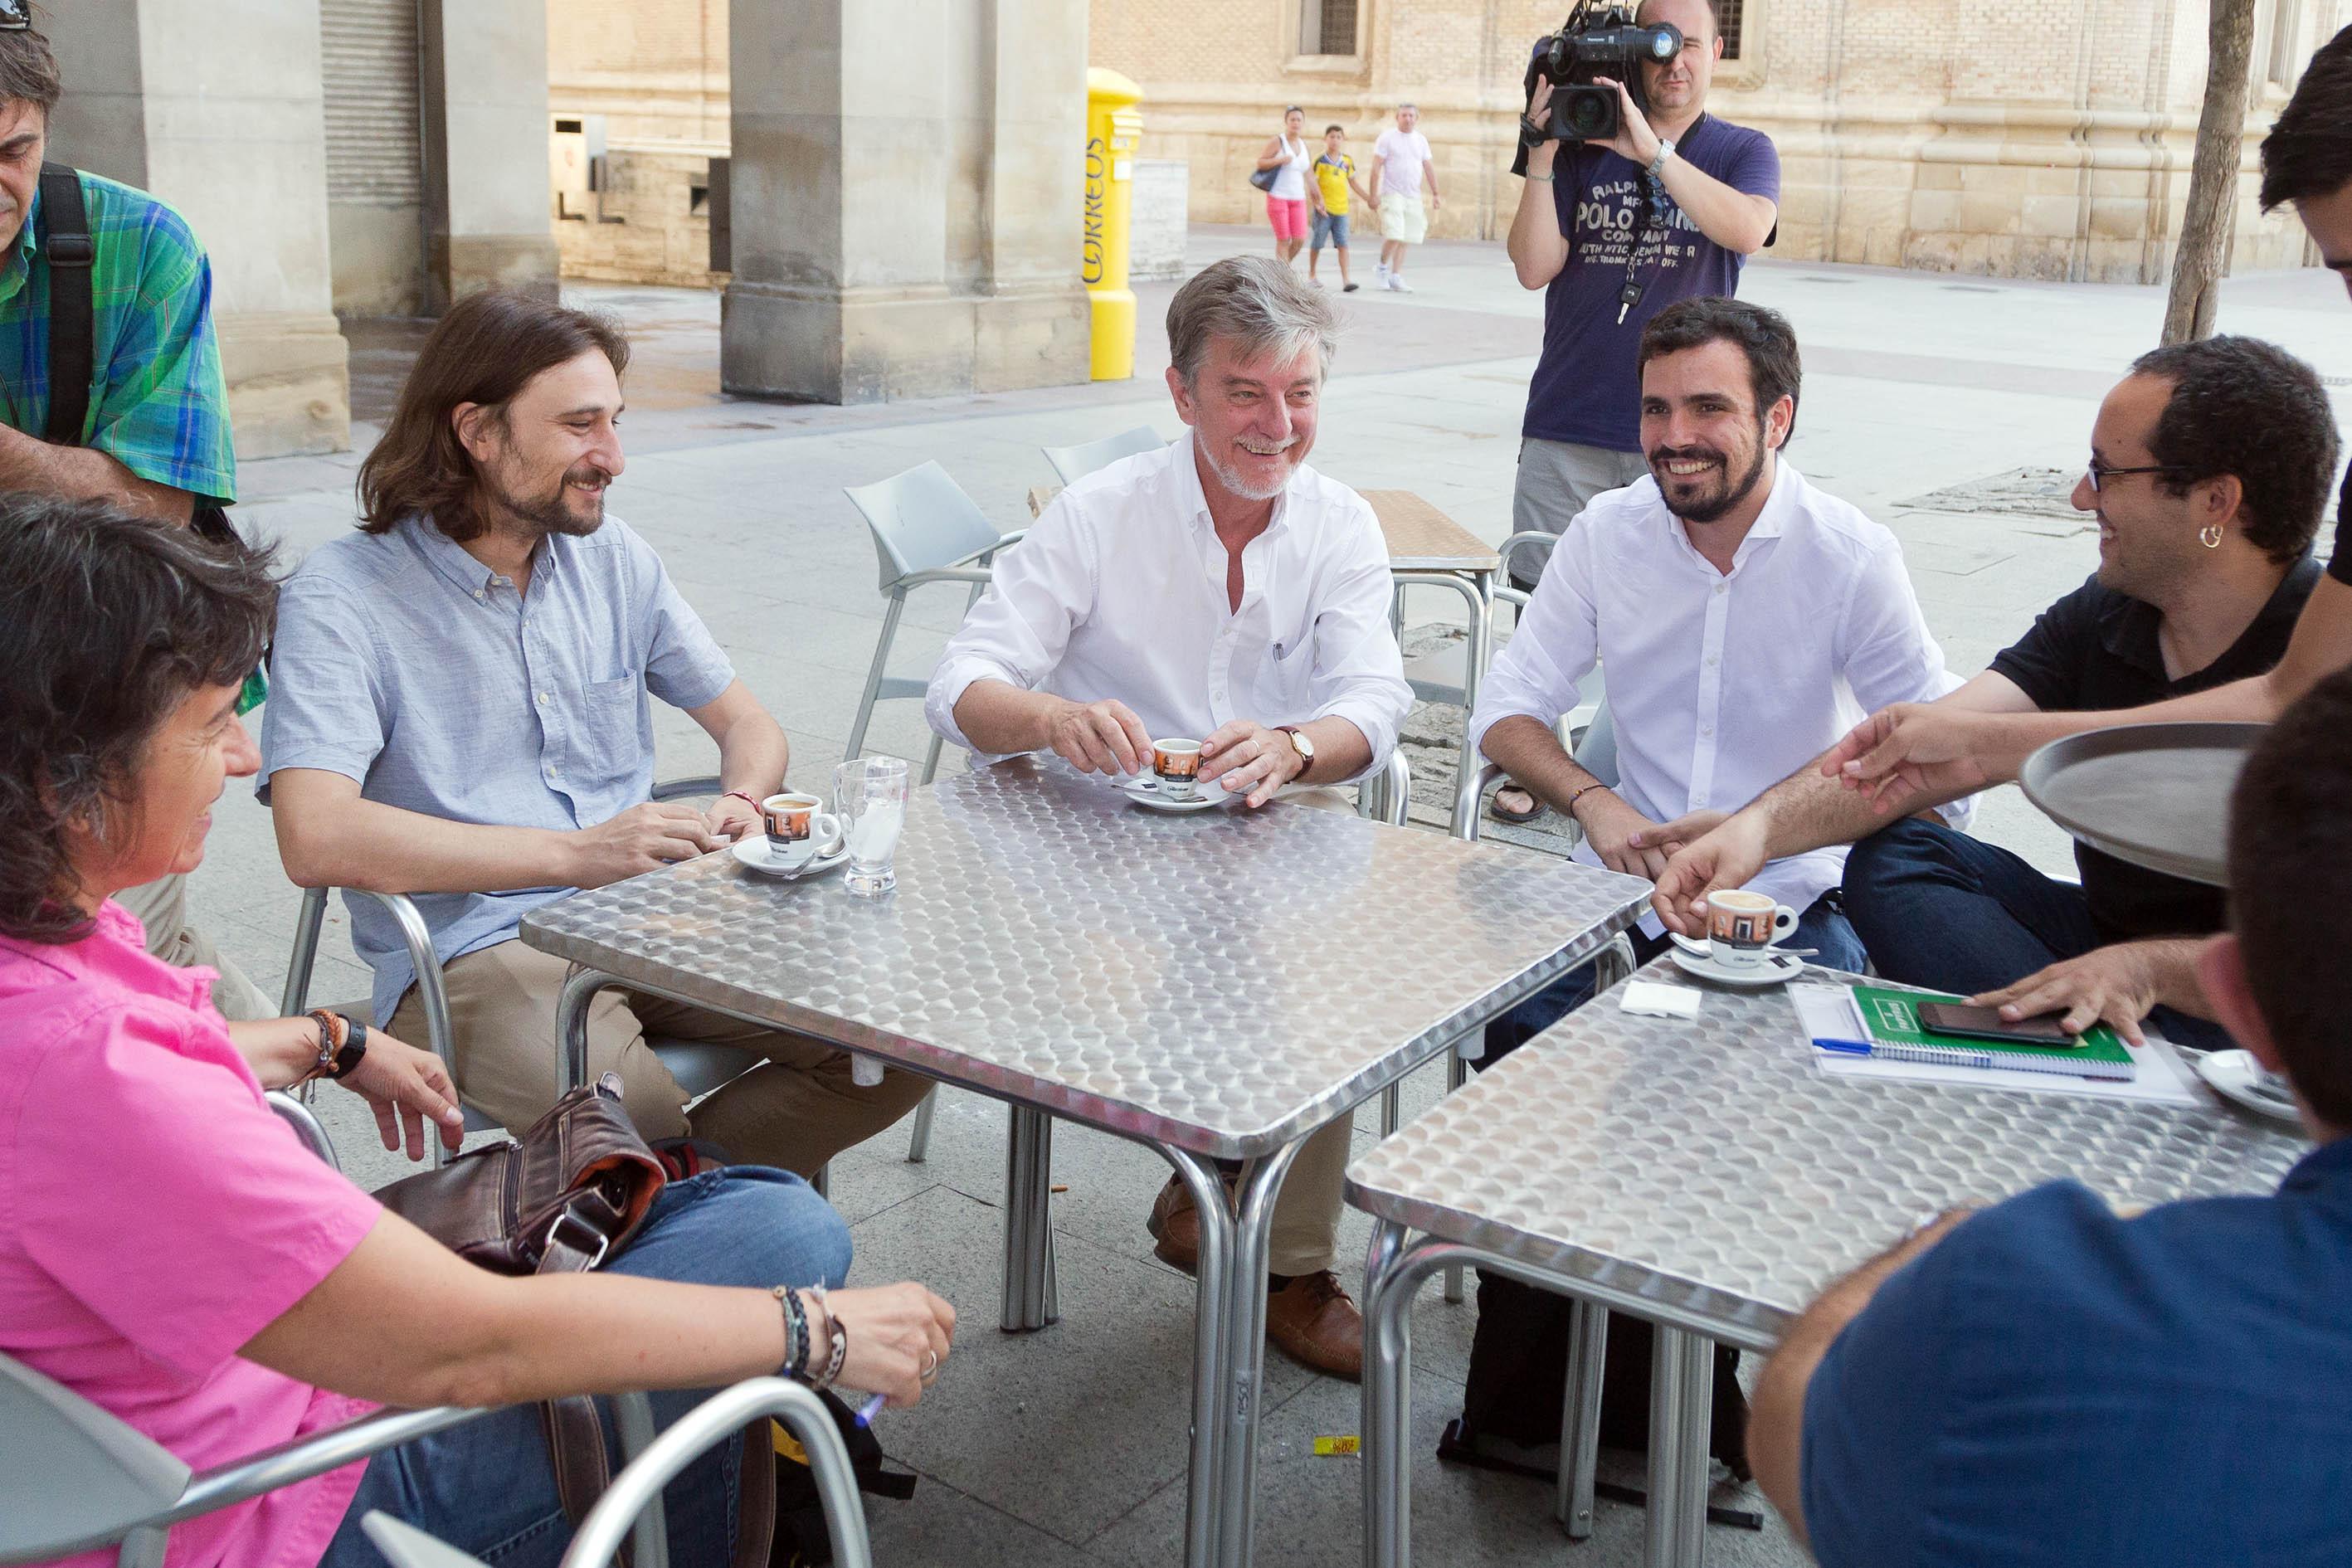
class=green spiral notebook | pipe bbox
[1848,984,2137,1081]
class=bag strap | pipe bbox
[534,1207,626,1559]
[37,163,95,447]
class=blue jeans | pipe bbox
[321,1167,851,1568]
[1842,817,2232,1051]
[1476,894,1867,1069]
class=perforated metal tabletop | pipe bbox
[521,756,1650,1157]
[1346,962,2309,1351]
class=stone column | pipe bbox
[46,1,350,459]
[723,0,1093,403]
[420,0,561,307]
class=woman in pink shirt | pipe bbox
[0,497,957,1568]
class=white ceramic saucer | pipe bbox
[1668,933,1805,989]
[730,835,849,879]
[2194,1048,2302,1125]
[1121,777,1233,814]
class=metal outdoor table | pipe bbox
[1346,961,2309,1568]
[519,756,1650,1568]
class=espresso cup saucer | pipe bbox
[1120,777,1231,814]
[1668,936,1806,989]
[2194,1048,2302,1126]
[731,835,849,879]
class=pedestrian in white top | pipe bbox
[1256,105,1316,265]
[1467,296,1968,1064]
[925,255,1410,1381]
[1369,104,1440,290]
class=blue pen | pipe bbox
[855,1391,887,1428]
[1814,1037,1874,1056]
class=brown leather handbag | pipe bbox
[373,1074,776,1565]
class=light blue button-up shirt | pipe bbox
[259,514,735,1025]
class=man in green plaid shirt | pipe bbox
[0,22,267,1019]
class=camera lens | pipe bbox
[1561,88,1616,139]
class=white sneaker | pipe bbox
[1376,263,1390,287]
[1387,274,1413,293]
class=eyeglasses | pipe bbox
[2084,459,2189,494]
[0,2,31,32]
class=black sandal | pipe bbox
[1489,785,1546,825]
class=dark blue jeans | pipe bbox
[1842,816,2231,1052]
[320,1166,852,1568]
[1477,894,1867,1069]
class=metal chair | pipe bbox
[905,747,1415,1161]
[1040,424,1165,485]
[281,776,762,1171]
[363,1376,872,1568]
[841,460,1026,786]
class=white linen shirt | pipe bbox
[926,432,1411,777]
[1468,460,1970,928]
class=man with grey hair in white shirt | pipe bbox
[925,253,1410,1379]
[1468,295,1969,1064]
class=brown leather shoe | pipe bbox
[1147,1175,1204,1274]
[1265,1270,1364,1381]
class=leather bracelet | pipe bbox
[808,1283,849,1391]
[1563,782,1611,820]
[722,789,761,811]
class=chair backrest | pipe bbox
[1041,425,1165,486]
[1571,697,1617,788]
[0,1351,191,1566]
[842,460,1006,592]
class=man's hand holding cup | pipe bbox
[1047,697,1154,778]
[1200,719,1306,809]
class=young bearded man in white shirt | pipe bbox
[925,255,1411,1380]
[1467,296,1967,1062]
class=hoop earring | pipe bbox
[2199,524,2224,550]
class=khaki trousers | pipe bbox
[1265,1113,1353,1277]
[1510,437,1651,589]
[116,872,274,1022]
[388,940,931,1177]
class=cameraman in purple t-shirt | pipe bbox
[1494,0,1780,820]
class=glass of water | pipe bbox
[834,755,910,897]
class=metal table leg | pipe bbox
[1208,1137,1308,1568]
[1001,1105,1058,1332]
[1442,1047,1470,1304]
[1555,1301,1608,1540]
[1643,1327,1716,1568]
[1164,1148,1236,1568]
[558,966,616,1094]
[1360,1220,1416,1568]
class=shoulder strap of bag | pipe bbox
[37,163,95,446]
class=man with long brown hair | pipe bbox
[258,288,928,1172]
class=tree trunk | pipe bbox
[2161,0,2260,344]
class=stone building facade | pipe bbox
[1095,0,2345,282]
[556,0,2345,288]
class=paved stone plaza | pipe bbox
[208,230,2348,1567]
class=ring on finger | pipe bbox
[920,1349,940,1382]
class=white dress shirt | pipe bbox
[927,432,1411,777]
[1468,460,1970,927]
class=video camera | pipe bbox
[1525,2,1683,145]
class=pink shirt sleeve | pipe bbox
[16,999,382,1378]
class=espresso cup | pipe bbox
[1705,889,1799,968]
[1152,738,1203,801]
[761,792,841,858]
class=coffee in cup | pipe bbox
[761,791,842,859]
[1152,739,1203,801]
[1704,889,1799,968]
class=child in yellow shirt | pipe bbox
[1308,124,1374,291]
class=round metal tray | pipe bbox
[2018,722,2264,889]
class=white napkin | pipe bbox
[1618,981,1702,1020]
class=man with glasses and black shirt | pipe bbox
[0,14,263,1018]
[1652,336,2340,1051]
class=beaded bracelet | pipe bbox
[771,1285,810,1379]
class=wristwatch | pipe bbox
[1273,724,1315,776]
[307,1010,368,1081]
[1647,138,1677,179]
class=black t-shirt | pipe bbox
[1989,556,2322,942]
[2332,464,2351,587]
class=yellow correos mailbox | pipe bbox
[1083,67,1143,381]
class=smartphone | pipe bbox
[1915,1001,2082,1047]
